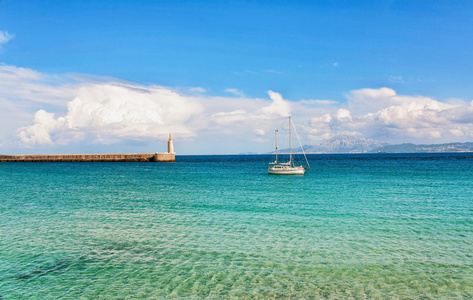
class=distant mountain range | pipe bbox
[371,142,473,153]
[277,135,473,154]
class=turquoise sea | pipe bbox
[1,154,472,299]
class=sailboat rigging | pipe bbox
[268,117,310,175]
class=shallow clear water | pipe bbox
[1,154,472,299]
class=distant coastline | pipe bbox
[272,136,473,154]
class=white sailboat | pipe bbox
[268,117,310,175]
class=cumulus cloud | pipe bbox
[18,110,63,145]
[18,82,204,145]
[210,90,291,123]
[8,65,294,149]
[345,87,398,114]
[5,63,473,153]
[0,65,84,148]
[209,90,292,139]
[307,108,359,140]
[261,91,292,117]
[0,31,14,45]
[307,87,473,143]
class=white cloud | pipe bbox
[18,82,204,145]
[260,91,291,117]
[225,88,245,97]
[4,64,473,153]
[0,31,14,45]
[188,87,206,93]
[208,91,293,143]
[18,110,63,145]
[211,109,248,124]
[307,108,360,141]
[300,99,338,105]
[0,65,83,147]
[7,65,294,149]
[253,129,265,136]
[306,87,473,143]
[0,64,79,106]
[210,90,291,124]
[346,87,398,114]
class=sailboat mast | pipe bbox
[289,117,292,167]
[275,129,278,164]
[290,117,311,170]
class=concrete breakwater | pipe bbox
[0,153,175,162]
[1,133,176,163]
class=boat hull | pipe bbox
[268,166,305,175]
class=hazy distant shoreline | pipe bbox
[271,136,473,154]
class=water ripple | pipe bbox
[1,156,472,298]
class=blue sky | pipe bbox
[1,1,473,154]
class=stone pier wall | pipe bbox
[0,153,175,162]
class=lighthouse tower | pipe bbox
[167,133,175,154]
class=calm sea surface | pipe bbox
[1,154,472,299]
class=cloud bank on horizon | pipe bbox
[2,65,473,154]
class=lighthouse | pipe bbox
[167,133,175,154]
